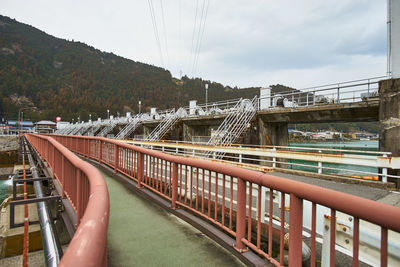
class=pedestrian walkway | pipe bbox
[100,168,246,267]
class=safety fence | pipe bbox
[119,139,400,182]
[49,134,400,266]
[25,134,109,267]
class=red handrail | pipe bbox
[25,134,109,266]
[49,134,400,267]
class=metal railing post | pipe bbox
[272,147,276,168]
[289,194,303,267]
[76,169,81,227]
[318,150,322,174]
[382,154,388,183]
[137,152,143,188]
[171,162,178,209]
[99,140,103,162]
[114,144,119,173]
[235,177,246,251]
[61,155,65,197]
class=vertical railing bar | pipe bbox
[201,169,205,213]
[214,172,218,221]
[248,182,253,242]
[189,166,193,208]
[184,165,188,204]
[352,217,359,267]
[311,202,316,267]
[280,192,285,265]
[330,209,336,267]
[169,162,172,198]
[381,227,388,267]
[268,189,273,256]
[179,164,183,202]
[171,162,178,209]
[208,170,211,218]
[196,167,199,210]
[152,156,155,187]
[229,176,233,230]
[222,174,226,227]
[257,185,261,249]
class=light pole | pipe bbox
[89,114,92,121]
[107,109,110,119]
[18,107,33,141]
[205,83,209,111]
[138,101,141,114]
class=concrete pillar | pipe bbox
[258,118,288,167]
[258,118,288,146]
[379,78,400,187]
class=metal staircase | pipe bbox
[115,115,141,139]
[77,123,92,136]
[205,96,258,159]
[97,120,117,137]
[64,125,79,135]
[145,108,187,141]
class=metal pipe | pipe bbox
[24,138,61,266]
[387,0,392,77]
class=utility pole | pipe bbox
[205,83,209,111]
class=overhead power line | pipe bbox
[147,0,164,68]
[160,0,170,68]
[192,0,210,76]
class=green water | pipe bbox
[101,169,245,267]
[288,140,379,175]
[0,179,13,204]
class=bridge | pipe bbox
[12,132,398,266]
[2,77,400,267]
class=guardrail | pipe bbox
[52,134,400,266]
[119,139,400,182]
[25,134,109,267]
[258,76,385,108]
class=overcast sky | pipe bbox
[1,0,388,88]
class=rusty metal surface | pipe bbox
[25,134,109,267]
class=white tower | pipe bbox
[388,0,400,78]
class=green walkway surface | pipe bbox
[100,169,245,267]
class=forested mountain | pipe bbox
[0,15,270,122]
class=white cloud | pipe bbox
[1,0,388,88]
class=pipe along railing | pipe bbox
[25,134,109,267]
[49,134,400,266]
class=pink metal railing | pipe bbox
[51,134,400,267]
[25,134,109,267]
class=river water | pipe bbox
[288,140,379,175]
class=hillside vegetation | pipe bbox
[0,15,268,122]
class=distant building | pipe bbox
[7,120,34,134]
[311,131,334,140]
[35,120,57,133]
[57,121,70,129]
